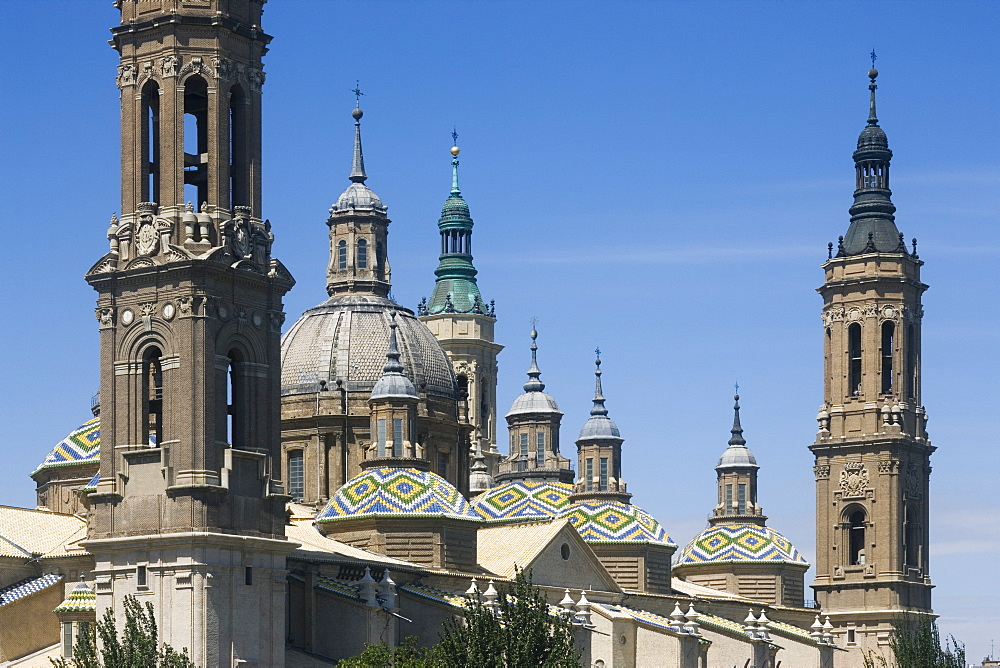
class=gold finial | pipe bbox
[450,145,460,156]
[450,128,460,156]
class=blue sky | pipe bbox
[1,0,997,657]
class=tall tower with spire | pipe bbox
[280,106,465,503]
[420,138,503,480]
[84,2,294,665]
[570,352,629,502]
[810,67,934,651]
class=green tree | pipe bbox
[336,636,443,668]
[862,614,965,668]
[436,568,581,668]
[52,595,196,668]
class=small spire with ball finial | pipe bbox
[450,127,461,195]
[349,82,367,183]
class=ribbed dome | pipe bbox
[333,182,384,211]
[857,124,888,150]
[559,500,674,545]
[507,391,561,417]
[316,467,477,522]
[440,194,470,217]
[370,315,419,401]
[472,480,573,523]
[717,445,757,468]
[675,524,807,566]
[578,415,620,440]
[281,296,456,398]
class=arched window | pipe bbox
[141,81,160,203]
[737,483,747,514]
[904,502,921,570]
[226,349,245,448]
[599,457,609,491]
[535,432,545,468]
[356,238,368,269]
[881,321,895,394]
[287,450,304,502]
[848,323,862,397]
[142,347,163,446]
[337,240,347,271]
[825,327,832,398]
[848,509,867,565]
[183,75,209,206]
[906,324,916,400]
[456,375,468,400]
[229,84,248,209]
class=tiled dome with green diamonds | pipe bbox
[317,467,478,522]
[559,500,674,544]
[472,480,573,523]
[676,524,807,565]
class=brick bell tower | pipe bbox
[810,66,934,654]
[83,2,295,666]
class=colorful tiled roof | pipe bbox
[53,580,96,613]
[33,417,101,474]
[472,481,573,523]
[558,500,674,544]
[317,467,478,522]
[0,573,63,607]
[675,524,808,566]
[315,576,362,602]
[80,472,100,493]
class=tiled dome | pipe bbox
[472,480,573,523]
[316,467,477,522]
[32,417,101,474]
[559,500,674,545]
[676,524,807,566]
[281,297,456,398]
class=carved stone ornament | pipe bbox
[877,459,898,474]
[116,64,137,88]
[162,303,176,320]
[179,56,215,79]
[905,462,922,499]
[134,204,159,257]
[121,309,135,326]
[839,463,869,497]
[847,308,861,322]
[211,57,234,80]
[247,68,265,92]
[862,303,878,318]
[96,307,115,328]
[232,218,251,258]
[159,55,179,77]
[814,464,831,479]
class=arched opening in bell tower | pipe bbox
[229,84,248,210]
[881,321,895,394]
[140,80,161,204]
[847,508,867,565]
[142,347,164,446]
[357,238,368,269]
[183,75,209,208]
[226,349,246,449]
[848,323,862,397]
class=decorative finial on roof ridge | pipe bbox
[729,391,747,447]
[383,311,405,375]
[450,128,462,196]
[523,322,545,393]
[590,348,609,417]
[349,82,367,184]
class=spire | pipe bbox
[423,133,487,316]
[349,106,367,184]
[840,63,901,256]
[450,128,461,196]
[729,394,746,447]
[370,313,418,401]
[523,327,545,393]
[590,349,608,417]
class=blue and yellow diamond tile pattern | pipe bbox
[0,574,63,608]
[33,418,101,474]
[472,481,573,523]
[53,580,96,613]
[317,467,477,522]
[676,524,807,565]
[558,501,674,544]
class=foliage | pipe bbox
[336,568,580,668]
[436,568,581,668]
[335,636,443,667]
[861,614,965,668]
[51,595,196,668]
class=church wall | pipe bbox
[0,585,62,662]
[312,592,382,661]
[396,592,460,650]
[33,466,98,516]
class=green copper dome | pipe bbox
[422,144,492,317]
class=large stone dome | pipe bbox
[675,524,807,566]
[281,295,457,398]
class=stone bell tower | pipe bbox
[83,2,295,666]
[810,67,933,654]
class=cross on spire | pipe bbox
[352,81,364,108]
[734,380,740,395]
[452,127,459,145]
[870,49,877,68]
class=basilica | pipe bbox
[0,2,936,667]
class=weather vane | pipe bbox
[734,380,740,395]
[870,49,877,68]
[452,127,459,146]
[530,316,538,329]
[352,80,364,107]
[595,347,601,360]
